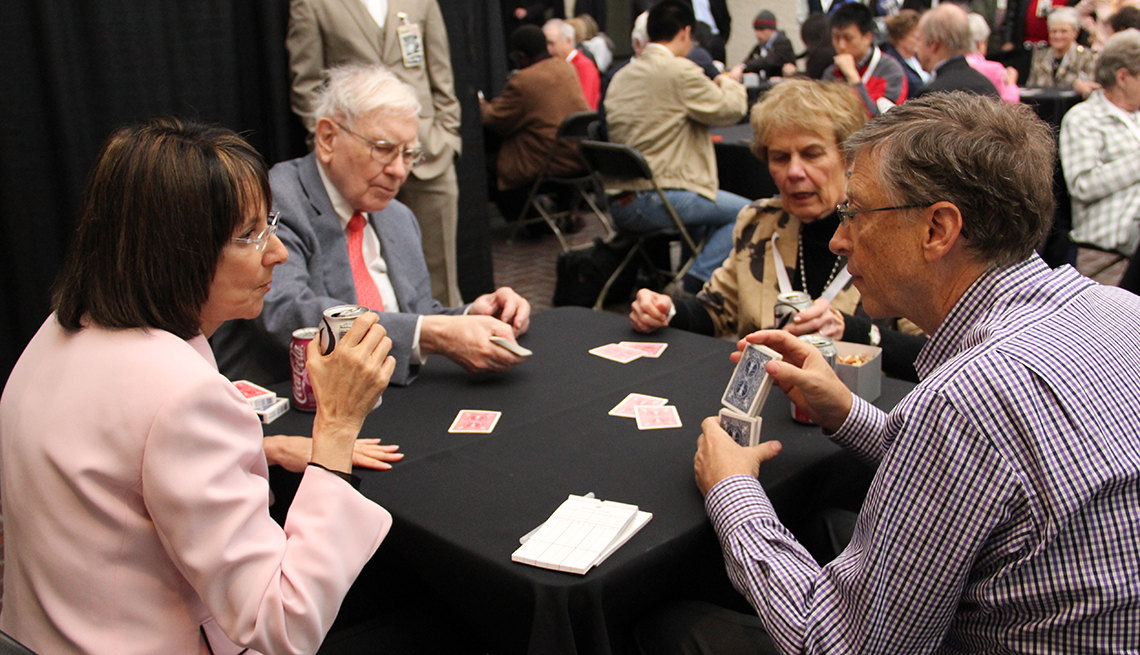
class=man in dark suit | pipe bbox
[211,65,530,387]
[913,3,1000,98]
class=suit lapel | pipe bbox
[343,0,385,56]
[298,154,359,304]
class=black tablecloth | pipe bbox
[268,307,912,655]
[1018,87,1083,128]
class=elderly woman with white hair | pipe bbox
[1026,6,1098,94]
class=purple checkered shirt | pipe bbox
[706,256,1140,653]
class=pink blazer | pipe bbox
[0,317,391,655]
[966,53,1020,104]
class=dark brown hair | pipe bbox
[843,93,1055,267]
[52,118,270,339]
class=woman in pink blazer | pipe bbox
[0,118,397,655]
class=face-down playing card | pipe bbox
[721,343,782,417]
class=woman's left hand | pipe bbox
[784,298,845,340]
[263,436,403,473]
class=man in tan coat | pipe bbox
[480,25,590,225]
[604,0,748,293]
[287,0,463,307]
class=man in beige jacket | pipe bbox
[287,0,463,307]
[604,0,748,293]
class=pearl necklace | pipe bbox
[798,232,843,299]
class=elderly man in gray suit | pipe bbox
[288,0,463,307]
[212,65,529,399]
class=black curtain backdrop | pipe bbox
[0,0,505,387]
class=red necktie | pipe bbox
[347,212,385,311]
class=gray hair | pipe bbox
[842,93,1055,268]
[545,18,576,42]
[632,11,650,50]
[967,13,991,45]
[1047,7,1081,30]
[1095,28,1140,88]
[313,64,420,127]
[920,3,974,56]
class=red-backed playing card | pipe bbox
[634,405,682,430]
[608,393,668,418]
[448,410,502,434]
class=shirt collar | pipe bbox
[914,256,1051,379]
[316,158,356,230]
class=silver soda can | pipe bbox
[290,327,319,412]
[774,291,812,329]
[791,334,838,425]
[318,305,368,355]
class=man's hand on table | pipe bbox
[629,288,674,333]
[468,286,531,335]
[420,314,525,373]
[695,417,783,496]
[734,330,853,433]
[264,436,403,473]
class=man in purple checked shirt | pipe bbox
[641,93,1140,654]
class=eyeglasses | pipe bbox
[837,201,968,238]
[230,211,280,252]
[335,122,425,169]
[836,201,929,225]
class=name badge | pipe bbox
[397,17,423,68]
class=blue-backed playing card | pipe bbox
[721,343,781,417]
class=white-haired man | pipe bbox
[1061,28,1140,256]
[544,18,600,110]
[212,65,530,401]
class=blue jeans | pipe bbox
[609,189,749,282]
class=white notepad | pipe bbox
[512,495,653,574]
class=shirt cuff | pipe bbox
[411,315,426,365]
[828,394,885,453]
[705,474,779,542]
[307,461,362,490]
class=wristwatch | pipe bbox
[869,324,881,347]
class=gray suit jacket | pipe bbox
[210,153,466,386]
[287,0,461,179]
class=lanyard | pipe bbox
[771,233,852,302]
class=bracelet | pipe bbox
[307,461,362,490]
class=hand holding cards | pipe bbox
[717,343,780,446]
[722,343,782,417]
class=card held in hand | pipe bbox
[718,408,762,448]
[722,343,782,417]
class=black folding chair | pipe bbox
[508,111,614,250]
[577,139,708,311]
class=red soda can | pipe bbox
[290,327,319,412]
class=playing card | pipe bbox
[589,343,644,363]
[448,410,502,434]
[722,343,782,416]
[718,408,762,448]
[617,341,669,358]
[634,405,682,430]
[608,393,669,418]
[490,335,533,357]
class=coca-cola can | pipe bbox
[791,334,838,425]
[774,291,812,329]
[290,327,319,412]
[318,304,368,355]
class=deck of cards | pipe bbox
[233,380,290,425]
[589,341,668,363]
[718,343,781,446]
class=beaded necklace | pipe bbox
[798,232,843,298]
